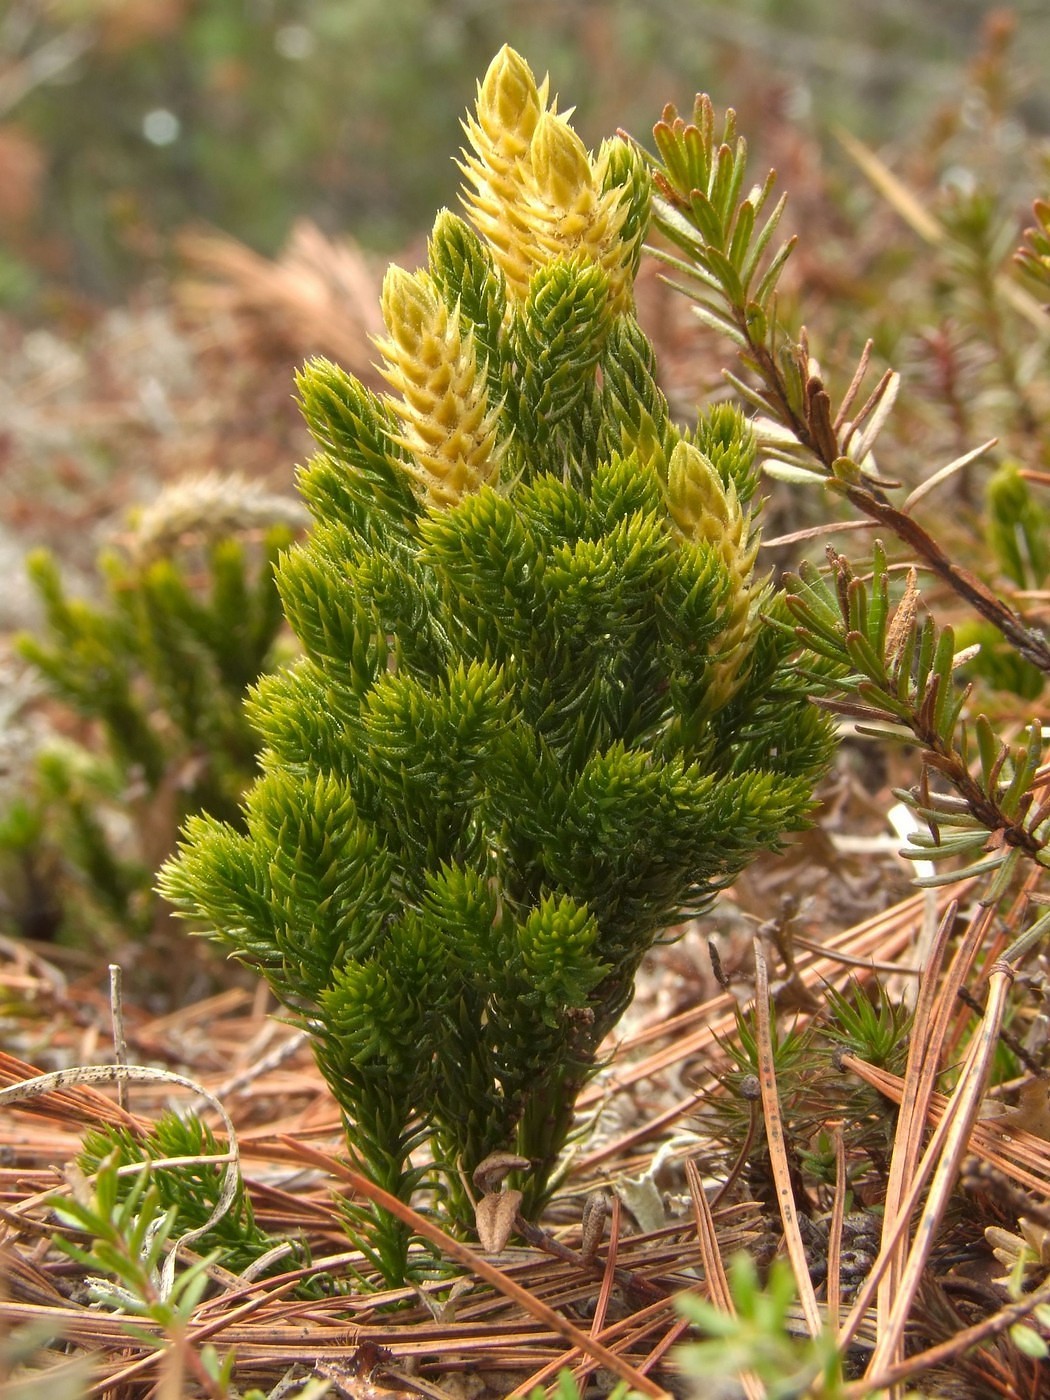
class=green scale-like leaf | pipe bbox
[295,362,418,534]
[428,211,510,393]
[511,258,614,475]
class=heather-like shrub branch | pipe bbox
[781,544,1049,903]
[1016,198,1050,298]
[159,46,834,1284]
[645,93,1049,951]
[647,96,1050,677]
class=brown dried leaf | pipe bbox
[471,1152,529,1195]
[886,567,920,663]
[580,1190,608,1261]
[999,1077,1050,1141]
[475,1189,522,1253]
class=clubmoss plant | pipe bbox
[77,1112,315,1290]
[159,46,835,1284]
[12,475,299,942]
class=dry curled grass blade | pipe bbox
[752,939,823,1340]
[866,963,1014,1383]
[685,1157,765,1400]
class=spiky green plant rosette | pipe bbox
[160,45,834,1282]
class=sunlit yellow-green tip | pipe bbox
[665,440,766,709]
[667,441,740,542]
[475,44,547,150]
[380,264,442,356]
[460,45,644,312]
[530,112,592,212]
[378,266,505,510]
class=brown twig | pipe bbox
[842,483,1050,675]
[511,1209,667,1307]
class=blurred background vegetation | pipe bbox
[4,17,1050,1396]
[3,0,1050,303]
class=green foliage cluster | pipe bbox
[704,983,911,1209]
[50,1154,219,1330]
[524,1257,851,1400]
[159,47,834,1284]
[47,1152,241,1394]
[6,479,297,942]
[77,1111,314,1289]
[677,1254,847,1400]
[783,543,1049,902]
[954,462,1050,700]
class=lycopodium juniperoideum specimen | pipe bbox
[160,46,835,1284]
